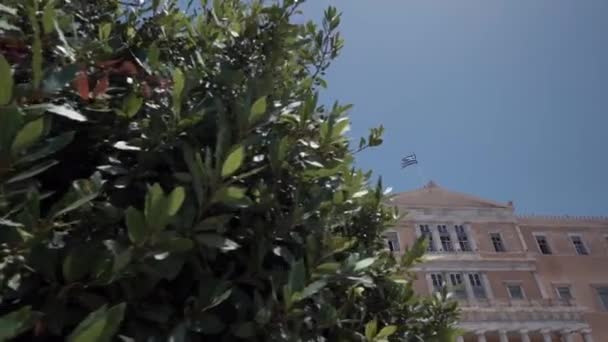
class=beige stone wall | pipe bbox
[412,272,430,296]
[470,222,524,253]
[518,224,608,341]
[389,183,608,340]
[485,270,542,300]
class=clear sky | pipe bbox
[301,0,608,216]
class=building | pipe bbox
[385,181,608,342]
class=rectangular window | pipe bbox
[449,273,466,299]
[507,284,525,300]
[570,235,588,255]
[535,235,552,255]
[596,287,608,311]
[455,225,471,251]
[468,273,486,299]
[383,232,400,252]
[490,233,506,252]
[420,225,435,252]
[430,273,444,291]
[555,286,573,301]
[438,225,453,252]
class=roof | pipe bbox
[517,214,608,226]
[391,181,511,209]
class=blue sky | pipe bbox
[301,0,608,216]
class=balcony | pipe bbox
[457,298,589,334]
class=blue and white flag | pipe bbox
[401,154,418,169]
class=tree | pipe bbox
[0,0,459,340]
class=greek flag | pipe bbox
[401,154,418,169]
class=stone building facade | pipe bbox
[385,181,608,342]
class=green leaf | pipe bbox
[11,118,44,154]
[0,4,17,16]
[126,207,146,245]
[52,192,98,218]
[0,54,13,105]
[332,117,350,138]
[0,105,23,152]
[45,104,87,121]
[212,186,251,207]
[99,22,112,40]
[354,257,376,272]
[0,306,39,340]
[202,288,233,311]
[68,303,126,342]
[365,319,378,341]
[144,183,169,230]
[196,233,240,251]
[400,236,427,268]
[166,186,185,216]
[376,325,397,339]
[120,93,143,118]
[288,260,306,293]
[16,131,74,165]
[249,96,267,124]
[98,303,126,341]
[0,19,19,32]
[172,68,185,115]
[27,4,42,89]
[315,262,340,273]
[299,279,327,300]
[221,145,244,177]
[194,214,233,232]
[42,1,55,34]
[148,43,160,68]
[6,160,58,184]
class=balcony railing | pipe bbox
[459,298,586,323]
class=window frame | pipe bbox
[593,285,608,311]
[490,232,506,252]
[448,273,467,299]
[437,225,453,252]
[455,225,472,251]
[419,225,435,252]
[568,233,589,256]
[383,231,401,252]
[468,273,486,299]
[430,273,444,292]
[505,282,526,300]
[533,233,552,255]
[553,284,574,301]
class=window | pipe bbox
[468,273,486,299]
[438,225,453,252]
[430,273,444,291]
[535,235,552,255]
[506,284,524,300]
[570,235,588,255]
[383,232,400,252]
[490,233,506,252]
[555,286,573,301]
[449,273,466,299]
[455,225,471,251]
[420,225,435,252]
[596,287,608,311]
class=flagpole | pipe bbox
[415,163,426,187]
[401,153,426,187]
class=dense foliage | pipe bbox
[0,0,458,341]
